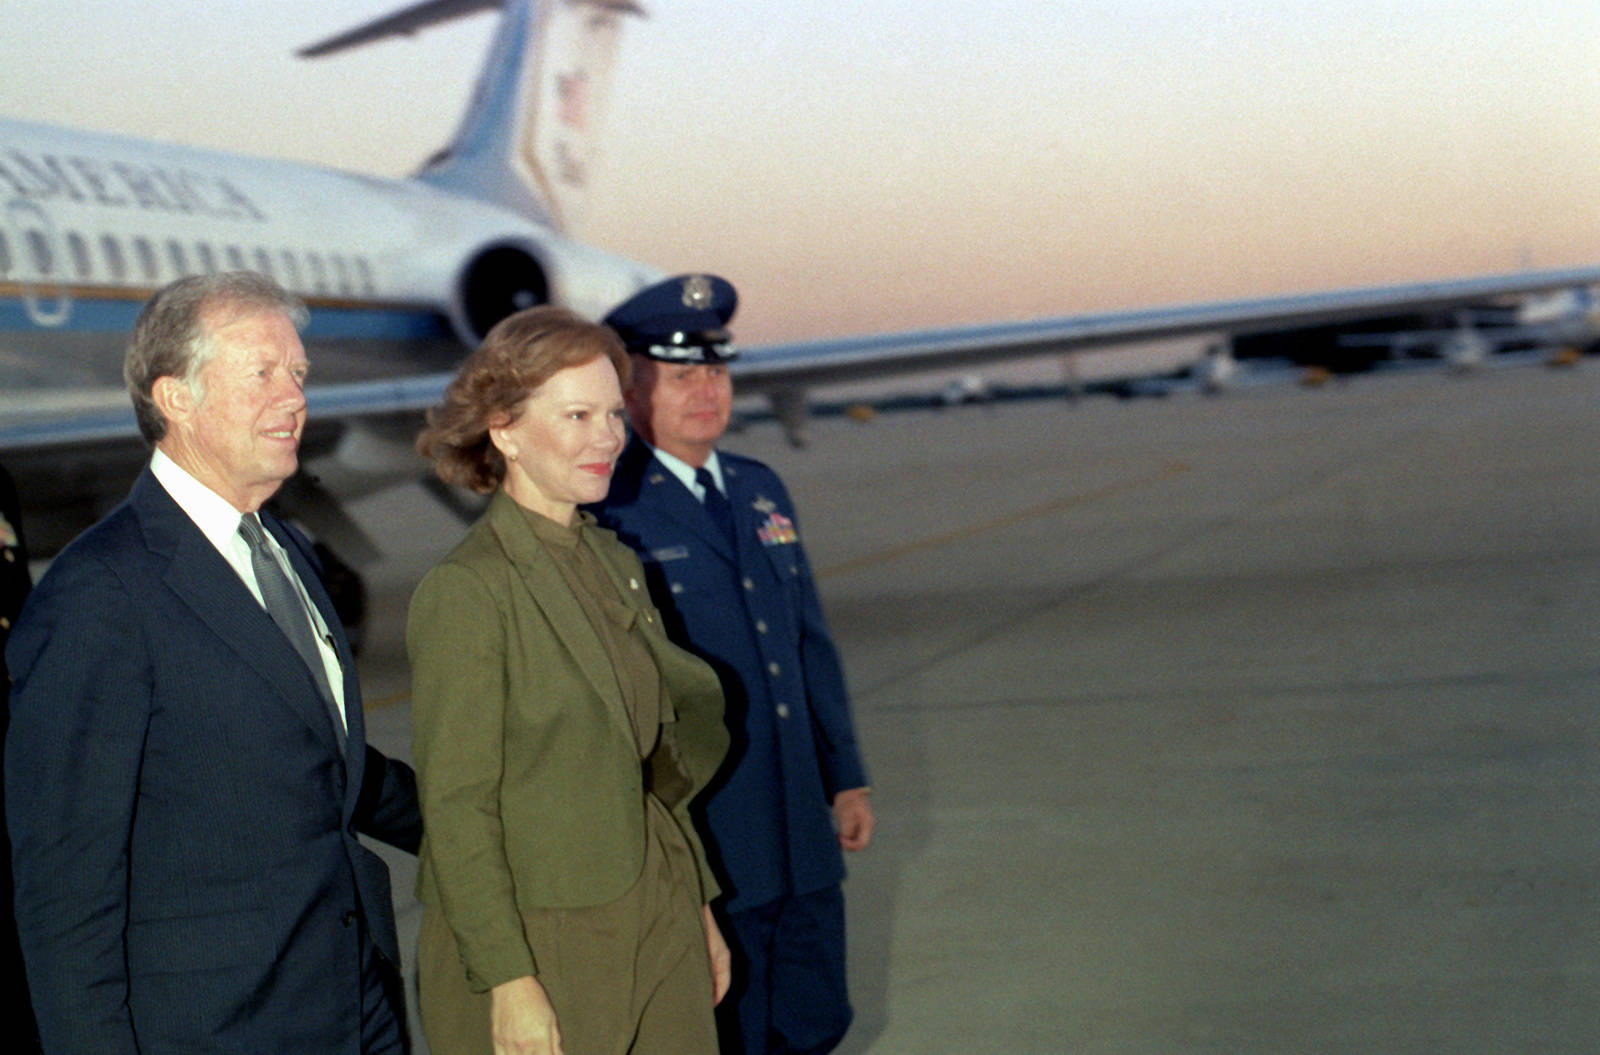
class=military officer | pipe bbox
[587,274,875,1055]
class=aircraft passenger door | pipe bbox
[5,199,71,327]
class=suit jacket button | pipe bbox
[755,620,767,634]
[767,662,781,676]
[776,703,790,719]
[742,577,755,591]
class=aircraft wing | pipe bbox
[731,264,1600,389]
[8,263,1598,455]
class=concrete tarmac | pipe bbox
[357,359,1600,1054]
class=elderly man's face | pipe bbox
[166,308,308,512]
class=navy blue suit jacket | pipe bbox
[588,439,867,912]
[4,467,421,1054]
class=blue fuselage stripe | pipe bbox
[0,294,453,340]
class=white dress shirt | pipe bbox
[651,445,728,502]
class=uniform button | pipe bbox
[742,577,755,591]
[768,662,781,676]
[341,910,358,928]
[644,612,654,624]
[628,578,639,590]
[0,617,8,630]
[755,620,768,634]
[776,703,790,719]
[671,582,684,594]
[3,551,12,563]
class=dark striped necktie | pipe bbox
[238,514,345,751]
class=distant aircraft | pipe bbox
[1334,287,1600,370]
[3,0,1599,564]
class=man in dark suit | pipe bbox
[4,272,422,1054]
[0,462,39,1054]
[588,275,875,1055]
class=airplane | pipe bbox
[4,0,1600,573]
[0,0,663,559]
[1333,286,1600,370]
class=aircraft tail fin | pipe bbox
[299,0,644,234]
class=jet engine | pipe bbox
[444,235,663,346]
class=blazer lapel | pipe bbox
[485,492,632,738]
[133,471,345,757]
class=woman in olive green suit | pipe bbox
[408,307,730,1055]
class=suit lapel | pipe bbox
[133,471,346,757]
[485,492,632,739]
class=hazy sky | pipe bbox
[4,0,1597,343]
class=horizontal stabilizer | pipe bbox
[297,0,500,58]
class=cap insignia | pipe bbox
[681,275,714,310]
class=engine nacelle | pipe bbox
[445,236,664,346]
[453,243,550,341]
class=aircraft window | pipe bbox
[67,232,92,279]
[253,248,275,278]
[27,230,55,275]
[331,254,352,295]
[0,231,10,276]
[226,245,248,271]
[101,235,127,281]
[196,244,218,274]
[134,238,158,280]
[354,257,376,296]
[279,251,301,290]
[167,239,188,276]
[307,253,328,294]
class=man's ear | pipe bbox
[151,375,194,425]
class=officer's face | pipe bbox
[490,354,627,524]
[626,358,732,467]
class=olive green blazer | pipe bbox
[407,489,728,991]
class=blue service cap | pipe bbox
[603,274,739,363]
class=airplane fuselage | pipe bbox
[0,117,656,397]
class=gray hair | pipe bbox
[124,271,309,444]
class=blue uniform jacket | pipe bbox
[588,438,867,911]
[4,467,422,1054]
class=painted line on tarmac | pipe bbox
[365,690,411,711]
[817,459,1192,580]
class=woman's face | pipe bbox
[490,355,627,523]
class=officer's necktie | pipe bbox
[238,514,346,751]
[696,467,737,548]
